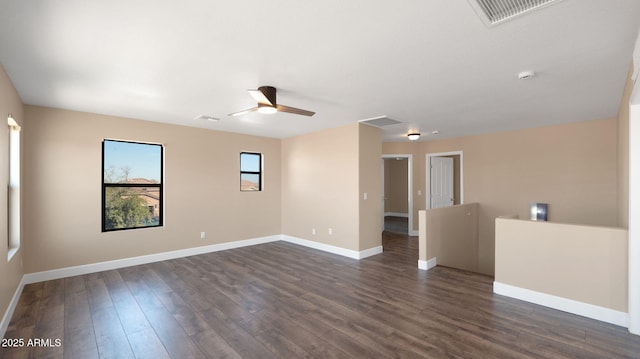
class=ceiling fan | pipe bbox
[228,86,315,117]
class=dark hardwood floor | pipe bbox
[384,216,409,235]
[3,231,640,358]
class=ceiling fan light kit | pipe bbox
[257,105,277,114]
[229,86,315,117]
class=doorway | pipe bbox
[427,151,463,209]
[382,155,413,235]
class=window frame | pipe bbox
[7,115,21,260]
[240,152,262,192]
[101,139,164,232]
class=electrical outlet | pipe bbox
[200,231,206,239]
[312,228,316,235]
[363,192,368,200]
[328,228,333,235]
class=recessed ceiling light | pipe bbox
[194,115,220,122]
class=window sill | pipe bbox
[7,247,19,262]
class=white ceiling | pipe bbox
[1,1,639,142]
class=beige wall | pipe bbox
[618,65,633,229]
[281,123,382,252]
[422,203,479,272]
[358,124,383,251]
[384,158,408,214]
[281,124,360,250]
[21,106,382,275]
[0,65,25,329]
[385,117,619,275]
[495,218,627,312]
[23,106,282,273]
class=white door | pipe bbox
[430,156,454,208]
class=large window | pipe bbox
[102,139,163,232]
[240,152,262,191]
[7,115,20,260]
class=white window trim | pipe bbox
[7,116,21,261]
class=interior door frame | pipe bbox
[381,154,415,236]
[426,151,464,209]
[628,99,640,335]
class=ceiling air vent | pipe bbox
[467,0,563,27]
[358,115,402,128]
[194,114,220,122]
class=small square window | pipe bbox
[240,152,262,191]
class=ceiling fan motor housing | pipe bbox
[258,86,277,105]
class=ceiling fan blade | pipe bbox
[228,107,258,117]
[276,104,315,117]
[249,88,274,106]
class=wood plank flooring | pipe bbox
[384,216,409,235]
[3,231,640,358]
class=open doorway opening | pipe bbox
[382,155,413,235]
[427,151,463,209]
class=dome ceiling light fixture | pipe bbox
[407,132,421,141]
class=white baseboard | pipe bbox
[418,257,437,270]
[1,276,26,339]
[409,229,419,237]
[493,281,629,328]
[281,235,383,259]
[384,212,409,218]
[23,234,385,285]
[358,245,384,259]
[23,235,281,284]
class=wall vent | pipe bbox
[467,0,563,27]
[358,115,402,128]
